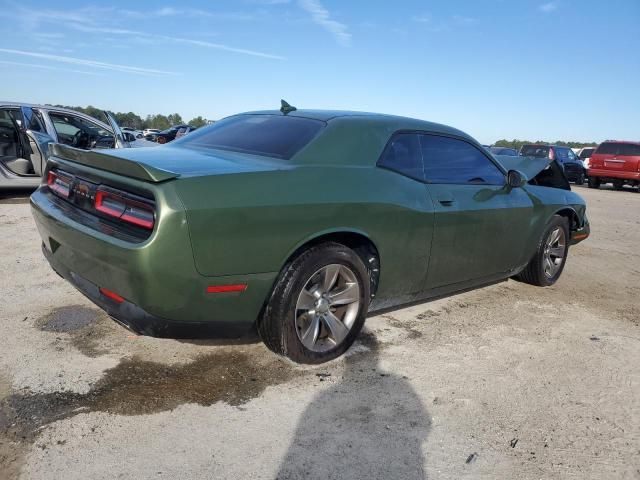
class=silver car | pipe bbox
[0,103,153,189]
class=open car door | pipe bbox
[104,111,130,149]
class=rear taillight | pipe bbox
[548,148,556,161]
[95,189,155,230]
[47,170,71,198]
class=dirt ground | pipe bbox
[0,185,638,480]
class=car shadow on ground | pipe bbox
[276,334,431,480]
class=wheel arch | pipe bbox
[553,207,580,231]
[282,229,381,298]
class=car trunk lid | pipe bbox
[50,143,287,183]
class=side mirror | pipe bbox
[507,170,527,188]
[123,132,136,142]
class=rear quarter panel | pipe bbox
[175,165,435,300]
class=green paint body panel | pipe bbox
[30,110,588,335]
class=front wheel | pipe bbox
[575,172,585,185]
[515,215,570,287]
[258,242,370,364]
[587,176,600,189]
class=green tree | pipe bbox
[167,113,184,126]
[188,116,208,128]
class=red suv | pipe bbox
[587,141,640,190]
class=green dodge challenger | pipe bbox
[31,104,590,363]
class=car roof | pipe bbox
[238,109,474,140]
[601,140,640,145]
[0,101,88,116]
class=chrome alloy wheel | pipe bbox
[543,226,566,278]
[295,264,361,352]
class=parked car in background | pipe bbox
[147,124,190,144]
[488,146,518,156]
[122,127,143,139]
[519,144,586,185]
[576,146,597,169]
[31,106,589,363]
[0,102,152,190]
[175,126,198,140]
[142,128,161,138]
[587,141,640,190]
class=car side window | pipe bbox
[555,148,569,163]
[420,134,505,185]
[567,149,577,161]
[377,133,424,181]
[49,112,112,149]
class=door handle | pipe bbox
[435,192,456,206]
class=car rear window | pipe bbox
[595,142,640,156]
[179,114,325,160]
[578,148,595,159]
[520,145,550,158]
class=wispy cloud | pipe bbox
[298,0,351,46]
[0,59,102,76]
[412,14,432,23]
[539,2,558,13]
[3,4,285,61]
[67,23,285,60]
[453,15,477,25]
[0,49,178,76]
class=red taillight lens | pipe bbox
[95,189,155,230]
[47,170,71,198]
[99,287,125,303]
[548,148,556,161]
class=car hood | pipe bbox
[50,143,288,183]
[494,155,553,181]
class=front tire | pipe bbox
[515,215,570,287]
[575,172,585,185]
[587,176,600,189]
[258,243,370,364]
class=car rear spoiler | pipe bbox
[50,144,179,183]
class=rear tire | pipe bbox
[587,176,600,189]
[575,172,585,185]
[258,242,370,364]
[515,215,570,287]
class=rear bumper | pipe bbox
[587,169,640,181]
[31,185,277,338]
[43,244,253,338]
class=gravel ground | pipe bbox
[0,185,638,480]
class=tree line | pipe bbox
[493,139,598,149]
[51,105,210,130]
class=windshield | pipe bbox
[179,114,325,160]
[520,145,550,158]
[578,148,595,159]
[489,147,517,156]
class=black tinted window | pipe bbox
[180,114,324,160]
[420,135,504,185]
[377,133,424,181]
[578,148,595,159]
[555,148,570,162]
[619,143,640,156]
[595,142,640,156]
[520,145,550,158]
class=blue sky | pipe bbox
[0,0,638,144]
